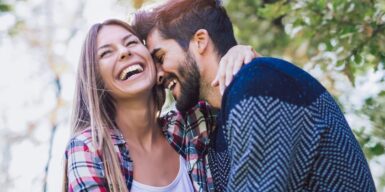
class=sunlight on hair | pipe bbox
[0,0,133,191]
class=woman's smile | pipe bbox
[96,24,157,99]
[119,63,144,81]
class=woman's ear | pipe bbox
[192,29,209,54]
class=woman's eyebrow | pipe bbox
[98,34,134,50]
[121,34,134,43]
[98,44,110,50]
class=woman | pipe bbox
[64,19,256,192]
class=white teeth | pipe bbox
[119,64,143,80]
[167,79,177,90]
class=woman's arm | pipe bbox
[65,137,108,192]
[212,45,261,95]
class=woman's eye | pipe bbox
[100,50,111,58]
[125,40,138,47]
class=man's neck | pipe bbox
[202,84,222,109]
[200,55,223,109]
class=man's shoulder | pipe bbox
[223,57,325,107]
[231,57,317,86]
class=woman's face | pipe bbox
[96,24,156,100]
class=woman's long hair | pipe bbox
[63,19,165,192]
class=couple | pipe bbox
[64,0,375,191]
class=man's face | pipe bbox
[146,29,201,112]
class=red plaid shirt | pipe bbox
[65,101,216,191]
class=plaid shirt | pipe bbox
[65,101,216,192]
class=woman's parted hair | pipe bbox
[72,19,164,135]
[64,19,165,192]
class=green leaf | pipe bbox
[380,52,385,65]
[315,0,327,10]
[0,3,11,12]
[369,143,385,156]
[354,53,362,65]
[258,1,290,20]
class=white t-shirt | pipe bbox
[130,156,194,192]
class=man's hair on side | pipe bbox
[133,0,237,57]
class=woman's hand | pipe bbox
[211,45,261,95]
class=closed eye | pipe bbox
[151,48,165,65]
[100,50,112,58]
[125,40,138,47]
[154,54,164,64]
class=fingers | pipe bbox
[226,54,242,86]
[214,45,261,95]
[212,57,227,95]
[232,48,256,77]
[243,54,253,66]
[232,57,243,75]
[244,46,255,65]
[219,58,228,95]
[225,61,233,88]
[253,49,262,57]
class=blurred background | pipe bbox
[0,0,384,191]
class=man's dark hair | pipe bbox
[133,0,237,57]
[132,9,157,42]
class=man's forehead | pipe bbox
[146,29,164,50]
[146,28,185,55]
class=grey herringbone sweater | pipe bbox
[208,57,376,191]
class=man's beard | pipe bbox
[175,52,201,113]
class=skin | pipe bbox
[97,24,180,186]
[147,29,203,112]
[147,29,188,103]
[96,24,255,187]
[212,45,260,94]
[147,29,224,109]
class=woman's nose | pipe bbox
[118,46,132,60]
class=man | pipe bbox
[134,0,376,191]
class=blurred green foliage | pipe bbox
[0,0,11,12]
[225,0,385,188]
[226,0,385,77]
[2,0,383,189]
[131,0,385,184]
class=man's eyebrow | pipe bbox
[150,48,161,58]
